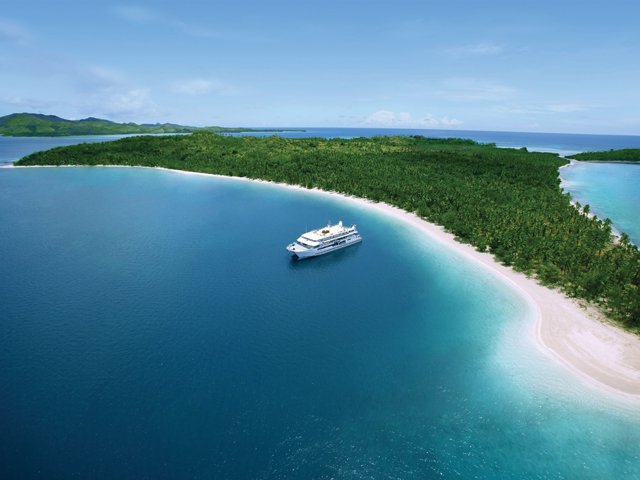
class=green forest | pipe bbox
[0,113,300,137]
[17,133,640,329]
[569,148,640,162]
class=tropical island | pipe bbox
[17,133,640,335]
[569,149,640,162]
[0,113,303,137]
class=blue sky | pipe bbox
[1,0,639,134]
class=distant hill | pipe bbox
[0,113,299,137]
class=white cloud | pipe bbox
[70,64,158,121]
[101,89,155,117]
[366,110,397,125]
[440,116,463,127]
[78,66,127,90]
[171,21,220,39]
[365,110,462,128]
[0,17,32,45]
[494,103,594,115]
[112,5,158,23]
[545,103,590,113]
[170,78,241,96]
[0,95,52,110]
[420,114,440,127]
[438,78,517,102]
[76,88,157,121]
[443,42,503,57]
[113,5,220,39]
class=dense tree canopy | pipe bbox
[17,133,640,329]
[569,149,640,162]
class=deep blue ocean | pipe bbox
[1,130,640,479]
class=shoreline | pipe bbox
[560,160,630,242]
[4,164,640,401]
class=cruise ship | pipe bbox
[286,221,362,259]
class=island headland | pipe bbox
[12,133,640,398]
[569,148,640,163]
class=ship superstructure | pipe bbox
[286,221,362,259]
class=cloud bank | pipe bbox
[0,17,32,45]
[113,5,221,39]
[170,78,241,96]
[443,42,504,57]
[365,110,462,128]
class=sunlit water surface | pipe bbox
[1,166,639,479]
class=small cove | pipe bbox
[560,161,640,245]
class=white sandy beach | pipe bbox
[4,164,640,400]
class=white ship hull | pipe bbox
[286,221,362,259]
[287,234,361,259]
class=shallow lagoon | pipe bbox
[1,167,639,479]
[561,161,640,245]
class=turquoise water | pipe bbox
[1,166,639,479]
[561,162,640,244]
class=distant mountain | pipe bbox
[78,117,116,123]
[0,113,301,137]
